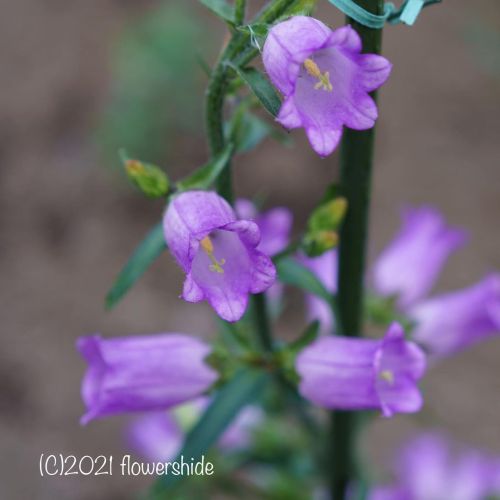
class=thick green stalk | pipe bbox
[330,1,384,499]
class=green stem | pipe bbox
[235,0,246,25]
[205,0,298,202]
[330,1,384,499]
[206,37,242,202]
[252,293,273,351]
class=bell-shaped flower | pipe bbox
[262,16,392,157]
[163,191,276,322]
[77,333,218,424]
[410,274,500,357]
[295,322,426,416]
[372,206,467,309]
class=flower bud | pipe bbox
[124,158,169,198]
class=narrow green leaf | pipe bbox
[149,369,268,496]
[176,143,234,191]
[232,66,281,117]
[275,257,331,303]
[198,0,235,23]
[105,223,166,309]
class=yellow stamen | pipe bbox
[304,58,333,92]
[379,370,395,384]
[200,236,225,274]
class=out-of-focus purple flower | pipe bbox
[127,403,263,461]
[300,250,338,335]
[77,333,218,424]
[295,322,426,416]
[370,433,495,500]
[163,191,276,322]
[127,412,182,462]
[235,199,292,257]
[410,274,500,358]
[372,207,467,309]
[262,16,391,157]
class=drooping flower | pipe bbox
[410,274,500,357]
[262,16,392,157]
[369,433,496,500]
[295,322,426,416]
[127,403,263,461]
[299,249,338,335]
[77,333,218,424]
[163,191,276,322]
[372,206,467,309]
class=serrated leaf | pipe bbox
[149,369,268,496]
[176,144,234,192]
[232,66,281,117]
[198,0,235,23]
[275,257,331,303]
[105,222,166,309]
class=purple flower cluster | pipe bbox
[302,206,500,359]
[77,196,291,424]
[76,15,499,462]
[369,433,500,500]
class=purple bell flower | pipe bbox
[295,322,426,416]
[410,274,500,357]
[369,433,496,500]
[77,333,218,424]
[262,16,392,157]
[163,191,276,322]
[372,206,467,309]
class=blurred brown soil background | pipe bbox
[1,0,499,498]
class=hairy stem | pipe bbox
[330,1,384,498]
